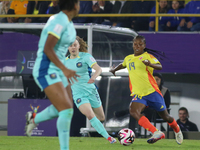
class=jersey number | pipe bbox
[129,62,135,70]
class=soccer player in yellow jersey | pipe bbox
[110,35,183,144]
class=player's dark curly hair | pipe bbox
[133,35,171,62]
[76,36,88,53]
[59,0,79,11]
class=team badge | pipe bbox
[139,57,143,60]
[76,62,82,68]
[50,73,57,79]
[76,98,81,104]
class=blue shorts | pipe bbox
[131,91,166,112]
[33,70,69,91]
[73,88,102,108]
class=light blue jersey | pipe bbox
[64,52,101,108]
[64,52,97,95]
[33,11,76,90]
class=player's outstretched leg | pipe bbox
[25,111,37,137]
[89,116,116,144]
[147,130,165,144]
[137,116,165,144]
[25,105,59,137]
[168,120,183,144]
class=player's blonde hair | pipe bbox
[76,36,88,52]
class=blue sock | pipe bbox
[34,105,58,124]
[57,108,73,150]
[90,116,109,139]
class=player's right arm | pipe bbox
[109,63,126,76]
[43,16,80,82]
[44,33,79,83]
[110,55,128,76]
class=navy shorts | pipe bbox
[131,91,166,112]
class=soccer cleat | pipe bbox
[25,111,37,137]
[107,136,117,144]
[147,131,165,144]
[175,126,183,145]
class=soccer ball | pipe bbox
[117,128,135,146]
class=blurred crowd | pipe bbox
[0,0,200,31]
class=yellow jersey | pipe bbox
[10,1,28,15]
[122,52,162,97]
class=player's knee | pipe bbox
[86,113,95,120]
[130,110,140,120]
[98,115,105,122]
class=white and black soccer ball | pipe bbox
[118,128,135,146]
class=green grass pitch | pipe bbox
[0,136,200,150]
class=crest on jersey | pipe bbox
[24,3,27,8]
[76,98,81,104]
[139,57,143,60]
[50,73,57,79]
[76,62,82,68]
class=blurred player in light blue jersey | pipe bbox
[25,0,80,150]
[64,36,116,144]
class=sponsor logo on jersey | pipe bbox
[76,62,82,68]
[160,105,164,109]
[50,73,57,79]
[139,57,143,60]
[76,98,81,104]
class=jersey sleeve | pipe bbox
[122,56,128,67]
[149,54,160,64]
[84,53,97,67]
[46,16,67,39]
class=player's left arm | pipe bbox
[88,63,102,84]
[142,60,162,70]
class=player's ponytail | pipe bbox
[144,48,171,62]
[134,35,172,62]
